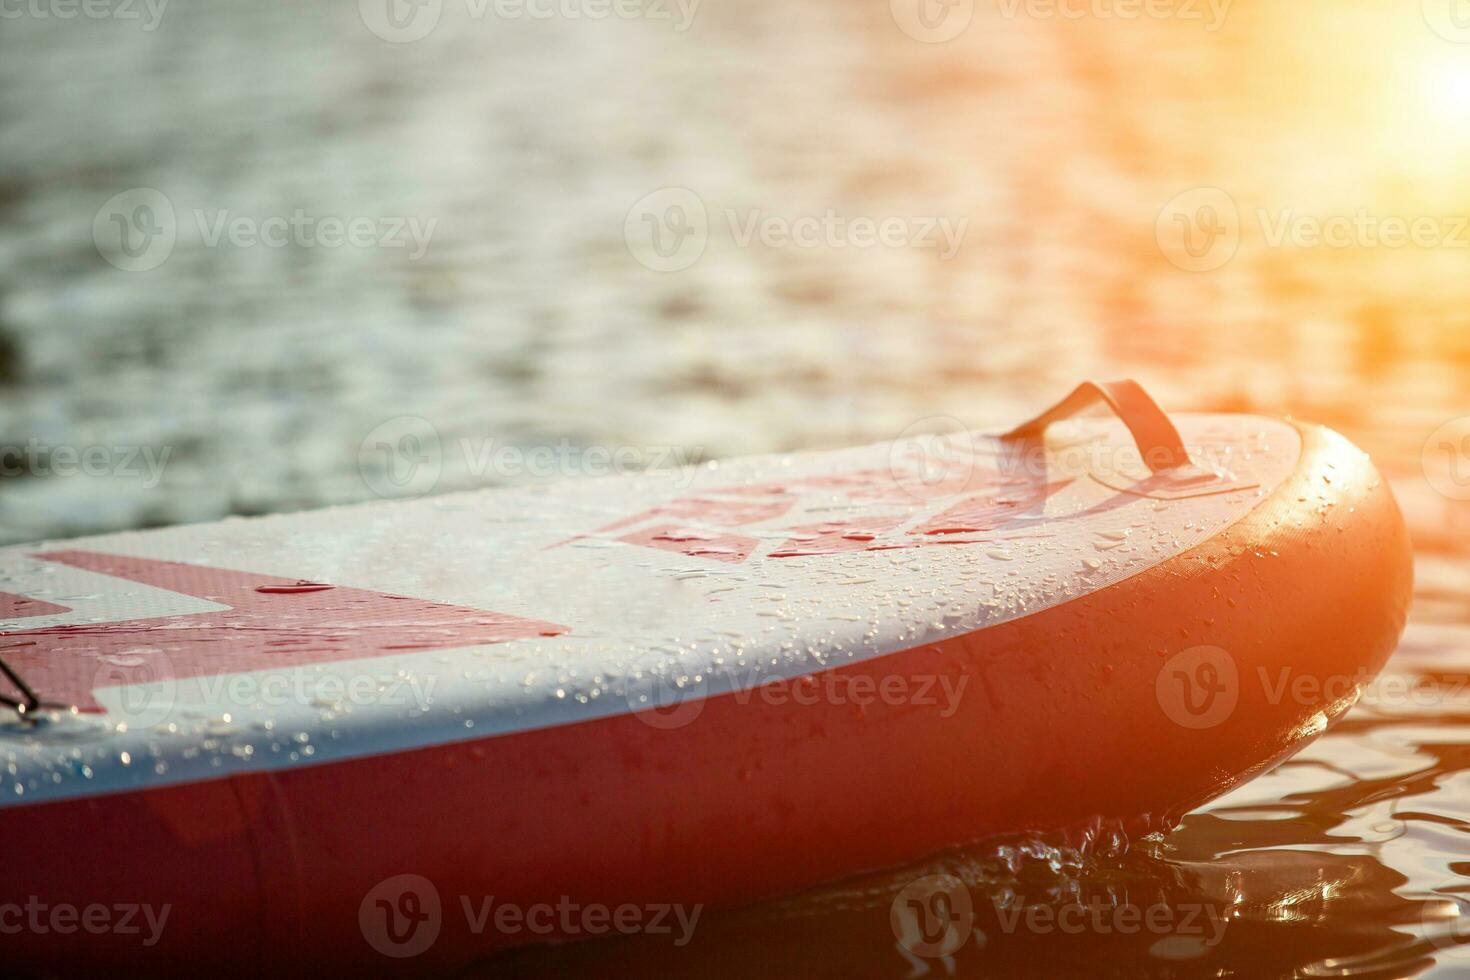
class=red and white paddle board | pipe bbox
[0,382,1411,974]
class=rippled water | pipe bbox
[3,0,1470,975]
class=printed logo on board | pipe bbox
[553,444,1072,564]
[0,551,566,718]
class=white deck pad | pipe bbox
[0,415,1300,805]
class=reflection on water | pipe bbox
[2,0,1470,975]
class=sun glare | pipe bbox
[1419,49,1470,127]
[1355,38,1470,200]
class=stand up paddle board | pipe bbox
[0,381,1411,974]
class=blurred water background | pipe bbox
[3,0,1470,975]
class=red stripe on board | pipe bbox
[0,551,567,712]
[0,592,70,618]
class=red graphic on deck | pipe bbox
[0,592,69,618]
[0,551,567,712]
[558,464,1072,563]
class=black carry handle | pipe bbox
[1002,379,1194,475]
[0,655,45,719]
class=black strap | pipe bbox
[1002,379,1193,474]
[0,654,43,717]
